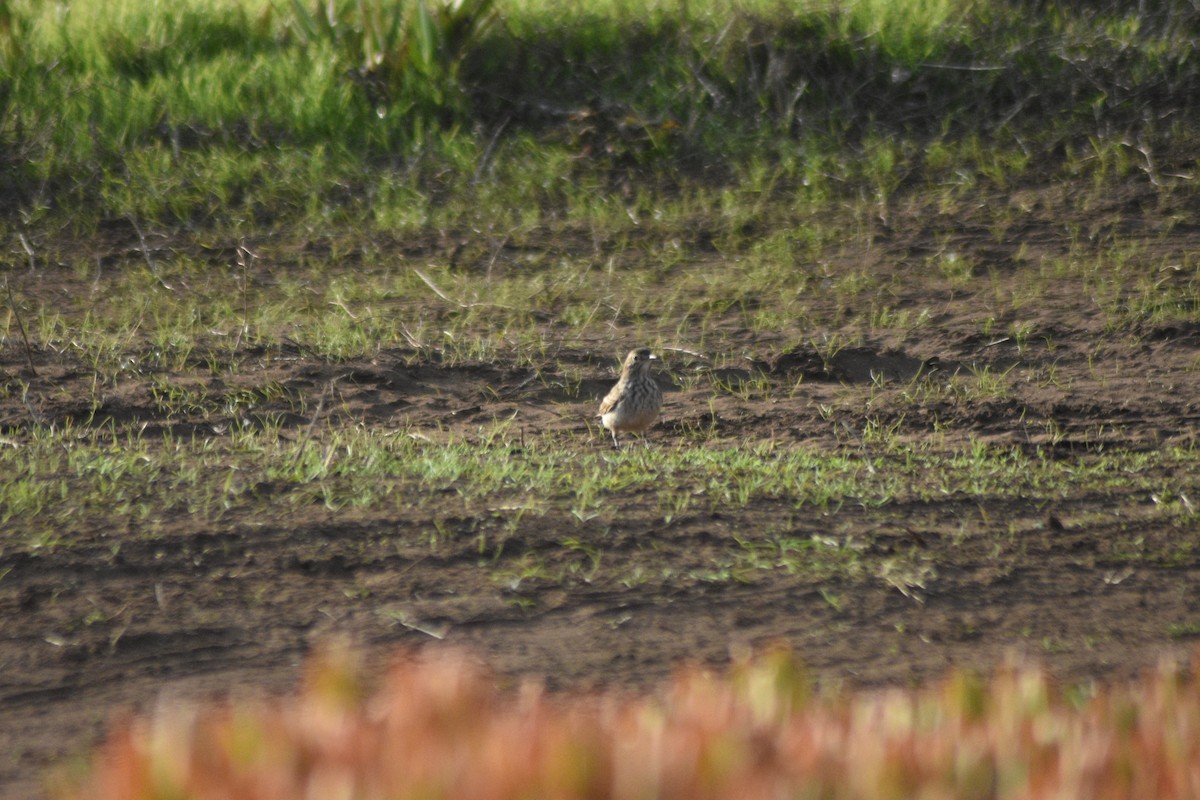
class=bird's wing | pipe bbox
[597,382,624,416]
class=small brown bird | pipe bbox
[598,347,663,448]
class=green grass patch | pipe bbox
[4,420,1198,591]
[4,0,1200,236]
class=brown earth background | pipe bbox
[4,182,1200,797]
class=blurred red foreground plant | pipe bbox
[54,643,1200,799]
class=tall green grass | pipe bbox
[2,0,1198,235]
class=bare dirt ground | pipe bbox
[4,186,1200,797]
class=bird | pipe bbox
[597,347,662,448]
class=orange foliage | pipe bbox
[54,644,1200,800]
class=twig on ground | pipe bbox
[485,234,510,288]
[414,267,515,310]
[235,242,256,349]
[5,277,37,377]
[17,233,36,272]
[127,216,172,289]
[414,267,465,307]
[472,116,511,186]
[20,382,47,427]
[661,346,706,358]
[289,379,334,473]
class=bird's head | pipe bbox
[625,347,657,372]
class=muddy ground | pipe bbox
[4,188,1200,797]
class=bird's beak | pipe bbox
[649,354,658,360]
